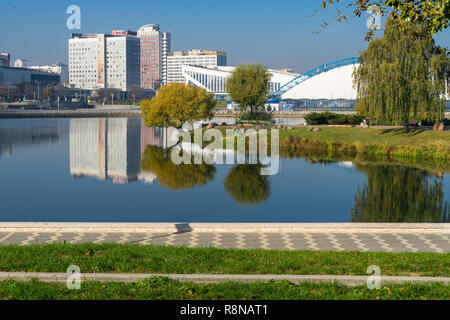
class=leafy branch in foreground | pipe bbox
[316,0,449,40]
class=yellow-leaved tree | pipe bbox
[140,83,216,128]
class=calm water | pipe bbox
[0,118,448,223]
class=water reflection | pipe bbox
[224,165,271,205]
[0,118,447,221]
[70,118,141,183]
[0,119,63,158]
[69,118,172,184]
[351,164,449,223]
[140,145,216,190]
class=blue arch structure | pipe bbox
[268,57,358,100]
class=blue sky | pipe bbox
[1,0,449,73]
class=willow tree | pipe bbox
[354,18,448,128]
[351,164,448,223]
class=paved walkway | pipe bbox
[1,272,448,286]
[0,223,448,253]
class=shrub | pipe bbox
[304,112,364,125]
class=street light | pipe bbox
[34,81,42,100]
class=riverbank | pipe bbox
[0,105,141,118]
[279,127,450,160]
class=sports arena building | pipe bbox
[182,58,359,111]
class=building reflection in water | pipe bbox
[0,119,63,158]
[69,118,170,184]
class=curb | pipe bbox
[0,272,448,286]
[0,223,448,234]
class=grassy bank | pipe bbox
[279,127,450,159]
[0,244,448,277]
[0,278,448,300]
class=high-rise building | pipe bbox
[137,24,171,90]
[69,33,140,91]
[0,53,10,67]
[167,50,227,84]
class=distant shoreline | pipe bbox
[0,107,449,119]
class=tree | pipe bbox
[141,83,215,128]
[353,18,449,128]
[351,164,449,222]
[224,165,271,205]
[318,0,449,40]
[140,146,216,190]
[227,64,271,120]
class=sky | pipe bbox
[0,0,449,73]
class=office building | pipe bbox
[137,24,171,90]
[0,53,10,67]
[69,32,140,91]
[29,63,69,84]
[167,50,226,84]
[0,66,60,88]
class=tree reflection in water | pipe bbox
[140,146,215,190]
[351,164,449,223]
[224,165,271,206]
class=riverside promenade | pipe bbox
[0,223,448,253]
[1,105,449,119]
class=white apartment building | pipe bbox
[29,63,69,84]
[161,32,171,85]
[167,50,227,84]
[69,33,140,91]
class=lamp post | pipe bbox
[35,81,42,100]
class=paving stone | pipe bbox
[0,230,447,252]
[288,234,311,250]
[140,233,170,245]
[240,234,261,249]
[1,233,30,245]
[333,234,362,252]
[308,233,335,251]
[194,233,216,247]
[421,234,450,252]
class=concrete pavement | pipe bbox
[0,223,448,253]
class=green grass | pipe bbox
[0,278,448,300]
[0,244,448,277]
[279,127,450,159]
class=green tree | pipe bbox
[224,165,271,205]
[351,164,449,222]
[141,83,215,128]
[319,0,449,40]
[353,18,449,128]
[140,146,216,190]
[227,64,271,120]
